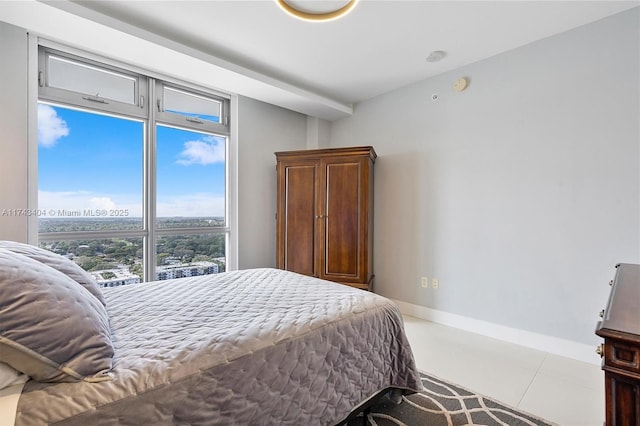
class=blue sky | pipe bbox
[38,104,226,217]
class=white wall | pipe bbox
[237,96,306,269]
[305,117,330,149]
[0,22,29,243]
[330,9,640,347]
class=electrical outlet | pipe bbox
[421,277,429,288]
[432,278,439,289]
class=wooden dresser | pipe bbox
[275,146,375,290]
[595,263,640,426]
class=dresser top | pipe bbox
[596,263,640,342]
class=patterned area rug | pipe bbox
[346,372,557,426]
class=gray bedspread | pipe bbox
[15,268,422,425]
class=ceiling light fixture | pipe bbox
[276,0,359,22]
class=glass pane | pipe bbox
[48,55,136,105]
[156,125,226,228]
[156,234,226,280]
[38,104,143,232]
[163,86,221,123]
[39,238,144,286]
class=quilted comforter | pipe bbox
[15,268,422,425]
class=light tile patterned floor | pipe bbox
[402,315,605,426]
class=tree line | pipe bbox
[41,231,226,279]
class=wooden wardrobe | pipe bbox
[596,263,640,425]
[275,146,376,290]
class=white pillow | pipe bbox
[0,362,28,390]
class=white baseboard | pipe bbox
[392,299,599,365]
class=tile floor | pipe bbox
[402,315,605,426]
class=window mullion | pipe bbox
[144,78,157,282]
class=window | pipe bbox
[47,55,138,105]
[156,125,226,228]
[37,46,231,286]
[159,85,224,124]
[37,105,144,232]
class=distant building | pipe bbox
[91,267,141,288]
[91,261,221,287]
[156,261,219,281]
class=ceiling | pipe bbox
[15,1,640,119]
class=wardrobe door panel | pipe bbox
[277,163,318,276]
[322,160,360,281]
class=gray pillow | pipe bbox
[0,240,106,306]
[0,249,114,383]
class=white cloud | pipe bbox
[89,197,116,210]
[38,104,69,148]
[177,136,225,165]
[38,191,221,218]
[157,193,225,217]
[38,191,142,217]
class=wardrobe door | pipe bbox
[320,157,365,284]
[276,160,319,277]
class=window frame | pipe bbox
[38,47,149,119]
[34,43,235,282]
[156,81,229,132]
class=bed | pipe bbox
[0,241,422,425]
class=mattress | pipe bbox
[14,268,422,425]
